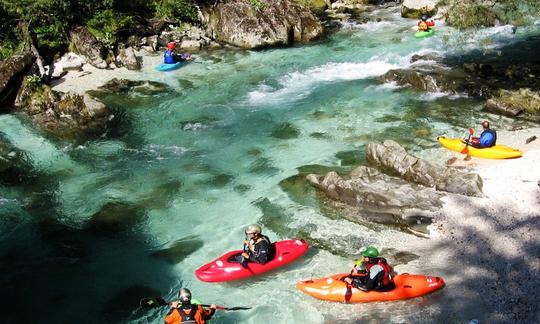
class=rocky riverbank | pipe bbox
[415,127,540,322]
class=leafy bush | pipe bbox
[447,3,499,29]
[248,0,267,11]
[154,0,199,23]
[86,9,133,48]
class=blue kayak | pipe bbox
[156,62,182,72]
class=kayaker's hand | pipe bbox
[210,304,217,309]
[243,240,250,245]
[241,252,249,258]
[344,277,352,284]
[170,301,179,308]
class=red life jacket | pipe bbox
[366,257,392,286]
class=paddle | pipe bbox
[140,297,251,311]
[461,127,475,157]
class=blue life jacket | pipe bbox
[479,129,497,147]
[164,50,176,64]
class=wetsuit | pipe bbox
[234,235,273,265]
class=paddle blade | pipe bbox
[461,146,469,154]
[468,128,474,135]
[140,297,168,308]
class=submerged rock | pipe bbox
[86,202,146,236]
[0,133,36,185]
[271,122,301,139]
[150,235,204,264]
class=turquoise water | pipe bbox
[1,7,539,323]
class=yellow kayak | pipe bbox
[437,136,523,159]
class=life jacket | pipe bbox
[248,235,271,253]
[164,304,208,324]
[164,50,176,64]
[365,257,392,286]
[418,21,428,31]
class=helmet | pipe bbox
[482,120,490,129]
[178,288,191,303]
[167,42,176,50]
[246,224,262,234]
[421,15,428,21]
[361,246,379,258]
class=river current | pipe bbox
[1,6,538,324]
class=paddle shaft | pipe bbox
[140,297,250,311]
[461,128,475,155]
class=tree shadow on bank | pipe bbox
[426,194,540,323]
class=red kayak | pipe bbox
[195,239,309,282]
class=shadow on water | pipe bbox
[0,179,199,323]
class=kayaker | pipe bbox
[343,246,394,291]
[237,224,273,266]
[164,288,216,324]
[467,120,497,148]
[164,42,178,64]
[418,15,435,31]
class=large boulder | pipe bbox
[201,0,323,49]
[70,26,108,69]
[14,79,113,140]
[0,133,36,185]
[366,141,483,197]
[401,0,437,19]
[0,53,36,109]
[115,46,141,70]
[306,165,443,233]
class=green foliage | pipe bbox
[25,74,43,89]
[86,9,133,48]
[248,0,267,11]
[154,0,199,23]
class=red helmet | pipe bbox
[167,42,176,50]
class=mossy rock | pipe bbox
[292,0,329,13]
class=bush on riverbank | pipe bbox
[0,0,202,61]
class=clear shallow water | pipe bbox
[1,7,539,323]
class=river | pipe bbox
[1,6,538,324]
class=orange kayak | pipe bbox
[296,273,445,303]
